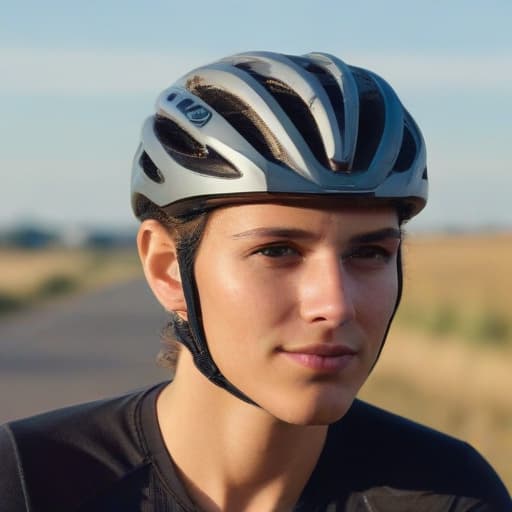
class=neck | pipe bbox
[157,352,327,512]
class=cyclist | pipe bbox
[1,51,510,511]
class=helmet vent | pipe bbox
[154,115,241,178]
[351,69,385,171]
[188,82,292,167]
[300,60,347,165]
[140,151,164,184]
[233,63,329,168]
[392,123,417,172]
[154,115,207,158]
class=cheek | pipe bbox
[195,257,266,347]
[354,267,399,335]
[195,261,295,381]
[196,249,290,328]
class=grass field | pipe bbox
[1,234,511,490]
[0,246,142,314]
[396,232,512,345]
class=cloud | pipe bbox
[1,47,511,95]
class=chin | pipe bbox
[263,390,356,426]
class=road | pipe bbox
[0,279,171,423]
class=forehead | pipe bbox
[205,199,398,237]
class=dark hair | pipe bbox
[136,196,209,371]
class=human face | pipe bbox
[193,201,400,425]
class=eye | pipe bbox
[344,245,394,266]
[255,245,299,258]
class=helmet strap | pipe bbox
[369,247,404,371]
[175,244,258,406]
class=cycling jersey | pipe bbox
[1,381,510,511]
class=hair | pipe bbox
[136,196,209,372]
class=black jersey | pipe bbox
[1,382,510,511]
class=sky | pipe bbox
[1,0,511,232]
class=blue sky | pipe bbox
[1,1,511,231]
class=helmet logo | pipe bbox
[177,99,212,127]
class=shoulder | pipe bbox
[339,398,476,458]
[324,400,511,509]
[0,383,165,511]
[0,423,30,511]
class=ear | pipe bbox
[137,219,188,320]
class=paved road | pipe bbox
[0,279,171,423]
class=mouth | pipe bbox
[279,344,357,372]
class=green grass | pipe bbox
[395,304,512,346]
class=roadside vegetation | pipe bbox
[0,247,141,316]
[395,232,512,347]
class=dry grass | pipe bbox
[399,232,512,330]
[0,247,142,305]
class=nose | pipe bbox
[298,255,356,328]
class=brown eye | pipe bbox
[345,245,393,264]
[256,245,298,258]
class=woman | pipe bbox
[1,51,510,511]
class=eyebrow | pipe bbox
[349,227,402,244]
[231,227,402,243]
[232,227,316,240]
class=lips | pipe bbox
[282,343,356,357]
[279,344,357,372]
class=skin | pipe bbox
[138,200,401,512]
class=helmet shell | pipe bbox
[132,51,427,218]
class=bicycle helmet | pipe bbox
[131,51,428,405]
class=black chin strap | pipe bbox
[369,248,404,372]
[175,245,257,406]
[174,243,403,406]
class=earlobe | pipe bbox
[137,220,188,319]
